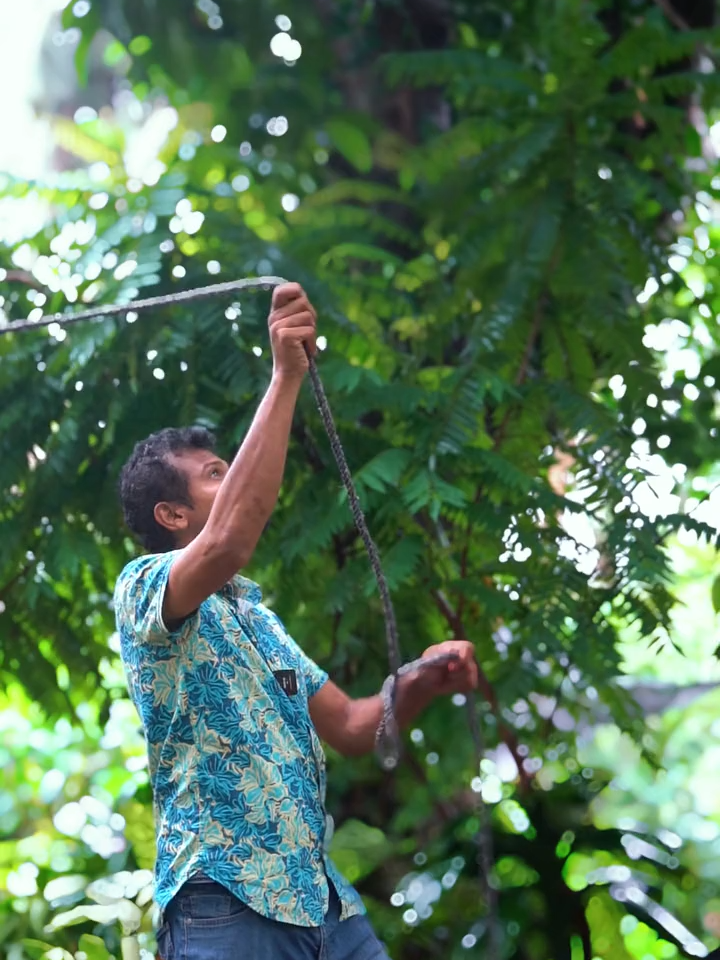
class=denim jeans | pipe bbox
[157,876,391,960]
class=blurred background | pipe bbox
[0,1,719,958]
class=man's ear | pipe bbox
[154,501,190,535]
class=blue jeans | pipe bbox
[157,876,390,960]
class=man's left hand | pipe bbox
[417,640,479,697]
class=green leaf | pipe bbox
[103,40,130,69]
[20,942,58,960]
[319,243,403,268]
[120,936,142,960]
[49,899,142,935]
[326,120,373,173]
[399,166,415,191]
[300,179,411,208]
[712,574,720,614]
[65,2,101,87]
[383,49,538,93]
[43,874,88,902]
[329,819,392,883]
[78,934,112,960]
[374,535,424,591]
[129,35,152,57]
[357,449,411,493]
[74,29,96,87]
[49,903,120,930]
[86,876,127,904]
[402,469,433,512]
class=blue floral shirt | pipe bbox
[114,551,365,926]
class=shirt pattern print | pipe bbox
[114,551,365,926]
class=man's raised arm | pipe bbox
[163,283,316,624]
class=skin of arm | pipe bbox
[309,640,479,757]
[162,283,317,624]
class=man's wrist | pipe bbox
[270,367,305,392]
[395,670,435,723]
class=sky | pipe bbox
[0,0,60,179]
[0,0,64,245]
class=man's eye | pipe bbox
[211,468,222,478]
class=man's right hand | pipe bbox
[269,283,317,380]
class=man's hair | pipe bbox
[119,426,217,553]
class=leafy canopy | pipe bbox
[1,0,719,957]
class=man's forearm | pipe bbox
[332,675,434,758]
[203,372,301,565]
[310,644,476,758]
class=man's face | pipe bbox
[165,448,229,545]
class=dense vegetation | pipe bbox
[1,1,719,957]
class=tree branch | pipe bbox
[653,0,691,31]
[492,238,564,453]
[0,560,33,603]
[514,289,550,389]
[432,588,533,792]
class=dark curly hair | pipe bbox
[119,426,217,553]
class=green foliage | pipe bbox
[1,0,720,958]
[712,574,720,615]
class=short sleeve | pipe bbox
[296,644,329,699]
[114,551,190,644]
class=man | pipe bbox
[114,283,479,960]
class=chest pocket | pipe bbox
[273,668,299,697]
[231,599,308,703]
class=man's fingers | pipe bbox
[446,645,470,669]
[270,309,316,331]
[272,282,305,310]
[446,649,478,690]
[270,296,316,325]
[275,323,316,341]
[297,325,318,357]
[275,324,317,356]
[421,641,479,693]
